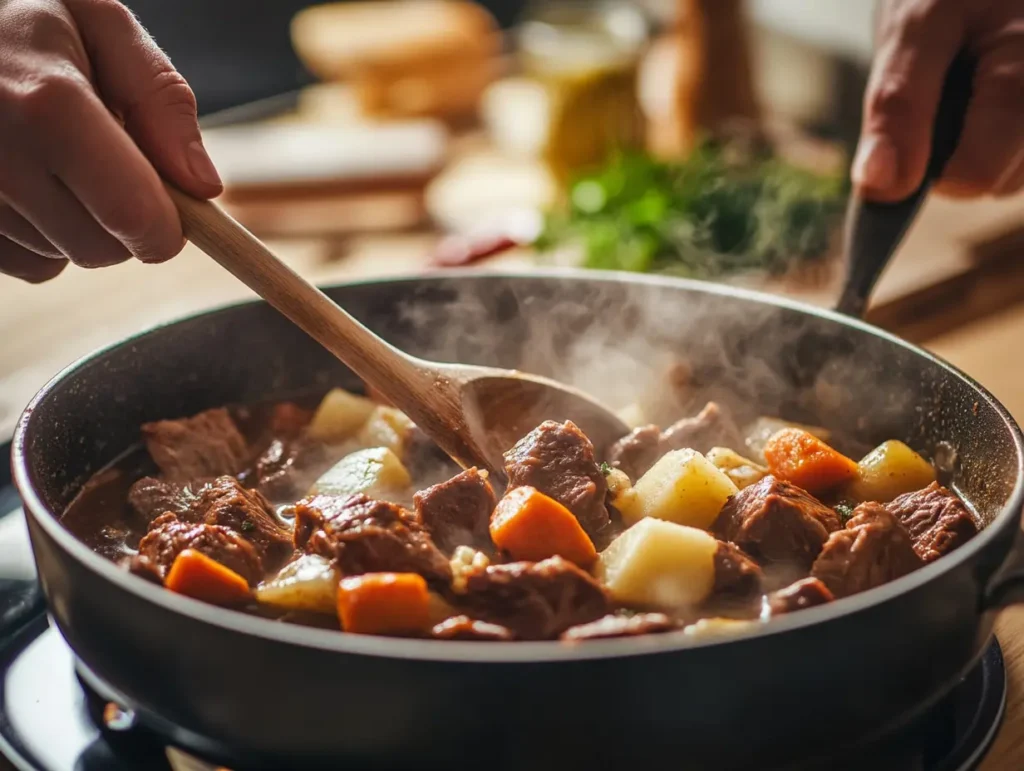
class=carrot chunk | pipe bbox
[165,549,252,606]
[337,573,431,635]
[763,428,858,494]
[489,486,597,567]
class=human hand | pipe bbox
[853,0,1024,201]
[0,0,222,283]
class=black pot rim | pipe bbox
[13,268,1024,663]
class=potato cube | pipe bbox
[604,467,638,512]
[706,447,768,489]
[307,388,376,442]
[844,440,937,503]
[256,554,339,615]
[744,417,831,464]
[311,447,411,502]
[682,617,757,641]
[620,449,738,529]
[596,518,718,608]
[357,406,415,455]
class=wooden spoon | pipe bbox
[165,187,629,482]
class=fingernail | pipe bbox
[187,140,222,189]
[852,134,898,193]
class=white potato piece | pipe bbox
[604,467,638,513]
[682,617,757,641]
[616,403,648,430]
[311,447,412,502]
[307,388,376,442]
[597,518,719,608]
[706,447,768,490]
[620,449,738,529]
[256,554,339,615]
[357,406,415,455]
[744,417,831,464]
[844,440,936,503]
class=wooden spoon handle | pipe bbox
[166,185,430,400]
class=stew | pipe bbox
[62,387,978,643]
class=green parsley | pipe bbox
[833,502,856,524]
[600,461,613,476]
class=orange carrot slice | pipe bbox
[490,486,597,567]
[763,428,858,495]
[165,549,252,606]
[337,573,431,635]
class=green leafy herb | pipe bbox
[240,519,256,532]
[600,461,613,476]
[833,502,856,524]
[536,142,848,279]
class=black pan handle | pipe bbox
[983,538,1024,609]
[834,51,976,318]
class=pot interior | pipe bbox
[18,274,1023,534]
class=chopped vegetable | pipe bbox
[489,486,597,567]
[621,448,738,528]
[763,428,858,495]
[311,447,411,502]
[255,553,339,615]
[744,417,832,464]
[336,573,431,635]
[165,549,252,606]
[596,518,718,608]
[833,501,856,525]
[706,446,768,489]
[307,388,376,442]
[599,461,612,476]
[535,143,846,278]
[357,406,415,456]
[843,440,937,503]
[682,617,757,640]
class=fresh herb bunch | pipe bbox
[535,142,848,278]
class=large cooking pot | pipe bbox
[12,271,1024,769]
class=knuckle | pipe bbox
[865,75,917,123]
[16,71,87,125]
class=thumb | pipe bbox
[65,0,222,200]
[854,5,963,201]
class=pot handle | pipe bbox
[835,51,976,318]
[983,531,1024,609]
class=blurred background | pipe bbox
[4,0,1024,439]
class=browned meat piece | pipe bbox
[606,425,662,480]
[560,612,678,642]
[132,512,263,585]
[811,503,923,599]
[267,402,313,438]
[455,557,609,640]
[294,494,451,584]
[504,420,612,543]
[193,477,293,569]
[142,408,249,483]
[712,476,841,567]
[252,438,328,501]
[766,577,834,616]
[413,468,496,554]
[713,541,764,597]
[127,476,211,523]
[886,482,978,563]
[430,616,515,641]
[660,401,743,456]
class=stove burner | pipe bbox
[0,614,1007,771]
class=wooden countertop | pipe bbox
[2,202,1024,768]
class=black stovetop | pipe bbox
[0,441,1008,771]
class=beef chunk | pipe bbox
[294,493,451,584]
[713,476,841,567]
[457,557,609,640]
[414,468,496,554]
[194,477,293,569]
[713,541,764,597]
[560,612,678,642]
[142,408,249,482]
[127,476,211,523]
[660,401,743,456]
[430,616,514,641]
[132,512,263,585]
[886,482,978,563]
[766,577,834,616]
[252,438,328,501]
[607,425,662,480]
[267,402,313,438]
[811,503,923,598]
[504,420,612,543]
